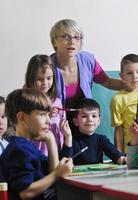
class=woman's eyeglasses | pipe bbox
[57,34,83,42]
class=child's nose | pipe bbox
[0,117,3,123]
[88,116,93,121]
[43,78,47,83]
[46,114,51,124]
[133,72,138,78]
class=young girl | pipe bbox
[0,96,8,155]
[25,54,65,155]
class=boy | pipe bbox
[0,88,73,200]
[0,96,8,155]
[60,98,126,165]
[110,54,138,153]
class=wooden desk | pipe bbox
[56,164,138,200]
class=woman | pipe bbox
[50,18,124,108]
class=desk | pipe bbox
[56,164,138,200]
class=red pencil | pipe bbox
[54,107,80,112]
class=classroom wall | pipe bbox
[0,0,138,96]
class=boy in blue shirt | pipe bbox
[0,96,8,155]
[60,98,126,165]
[0,88,73,200]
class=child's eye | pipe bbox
[81,115,87,118]
[92,115,97,118]
[47,76,53,81]
[1,115,7,119]
[126,72,132,75]
[36,78,43,81]
[40,112,46,116]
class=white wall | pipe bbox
[0,0,138,96]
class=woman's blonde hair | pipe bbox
[50,19,83,51]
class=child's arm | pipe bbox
[34,130,59,171]
[114,125,124,153]
[44,131,59,171]
[19,157,73,200]
[59,118,73,159]
[127,121,138,169]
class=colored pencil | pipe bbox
[54,107,80,112]
[72,146,88,159]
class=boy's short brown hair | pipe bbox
[73,98,100,118]
[5,88,51,125]
[121,54,138,72]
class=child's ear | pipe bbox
[98,116,101,126]
[73,117,79,126]
[16,112,25,122]
[120,72,125,82]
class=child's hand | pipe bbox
[49,107,60,118]
[129,121,138,135]
[55,157,74,178]
[129,121,138,145]
[60,118,72,137]
[33,130,55,143]
[60,118,72,146]
[117,156,126,165]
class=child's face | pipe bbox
[23,110,51,139]
[73,108,100,135]
[120,63,138,91]
[35,67,53,94]
[0,103,7,138]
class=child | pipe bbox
[0,88,73,200]
[25,54,65,155]
[60,98,126,165]
[127,121,138,169]
[110,54,138,153]
[0,96,8,155]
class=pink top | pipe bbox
[65,81,84,107]
[33,98,65,156]
[65,60,107,107]
[93,60,108,83]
